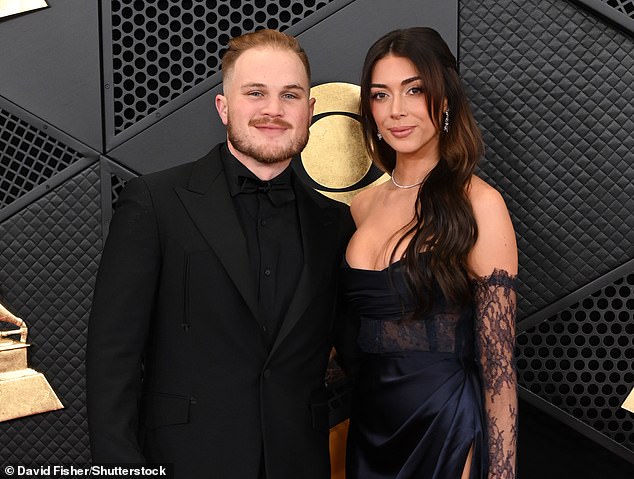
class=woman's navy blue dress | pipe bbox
[340,255,517,479]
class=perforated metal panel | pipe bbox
[0,108,84,210]
[110,0,337,134]
[602,0,634,17]
[517,271,634,450]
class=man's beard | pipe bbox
[227,117,310,164]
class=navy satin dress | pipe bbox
[341,256,487,479]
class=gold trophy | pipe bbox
[0,302,63,422]
[0,1,49,20]
[623,388,634,414]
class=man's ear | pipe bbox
[308,97,316,125]
[215,94,229,125]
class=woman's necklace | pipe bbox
[391,171,424,189]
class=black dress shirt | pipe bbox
[220,145,303,347]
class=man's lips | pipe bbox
[250,119,292,130]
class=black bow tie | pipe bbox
[237,175,295,206]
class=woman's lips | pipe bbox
[389,126,414,138]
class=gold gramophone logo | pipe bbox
[296,82,388,205]
[0,0,48,19]
[0,302,63,422]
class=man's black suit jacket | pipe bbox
[87,144,354,478]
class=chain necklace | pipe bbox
[391,171,424,189]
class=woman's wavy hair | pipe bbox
[360,27,484,310]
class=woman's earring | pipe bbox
[377,132,383,141]
[443,110,450,133]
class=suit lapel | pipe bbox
[268,182,339,357]
[175,147,259,319]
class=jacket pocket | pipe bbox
[142,392,191,429]
[182,254,191,332]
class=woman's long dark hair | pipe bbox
[360,27,484,310]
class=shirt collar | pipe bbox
[220,143,294,197]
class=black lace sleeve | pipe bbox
[473,269,518,479]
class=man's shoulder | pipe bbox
[136,144,223,189]
[294,181,354,239]
[296,180,349,212]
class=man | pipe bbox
[87,29,353,479]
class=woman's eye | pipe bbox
[371,91,388,100]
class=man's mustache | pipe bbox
[249,118,293,129]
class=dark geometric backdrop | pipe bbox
[1,0,633,477]
[460,0,634,473]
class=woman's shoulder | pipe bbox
[467,175,518,275]
[467,175,514,233]
[468,175,507,211]
[349,181,386,222]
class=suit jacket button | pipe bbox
[263,369,271,379]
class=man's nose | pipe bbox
[261,97,284,117]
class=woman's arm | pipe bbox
[468,179,518,479]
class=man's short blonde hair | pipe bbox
[221,29,311,81]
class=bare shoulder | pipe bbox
[467,176,518,276]
[468,176,507,212]
[468,176,513,233]
[350,182,384,226]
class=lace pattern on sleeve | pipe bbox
[473,269,518,479]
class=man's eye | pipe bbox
[282,93,298,100]
[248,91,264,97]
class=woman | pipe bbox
[341,27,518,478]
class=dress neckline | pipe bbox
[343,252,429,273]
[343,257,401,273]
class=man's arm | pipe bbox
[86,177,161,463]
